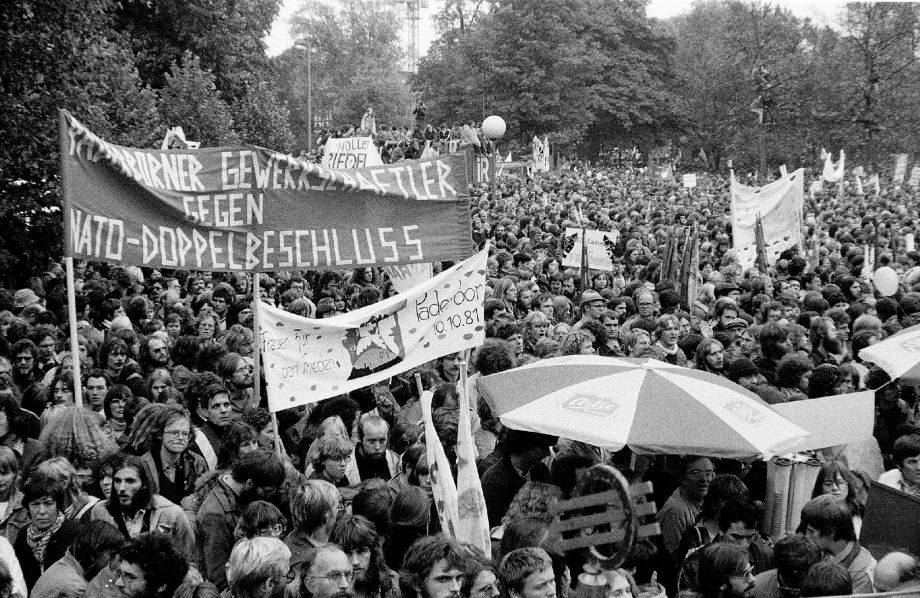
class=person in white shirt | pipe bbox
[879,433,920,497]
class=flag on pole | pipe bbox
[820,147,828,160]
[421,390,461,537]
[856,176,864,196]
[822,150,845,183]
[755,215,769,273]
[698,148,708,163]
[661,226,682,283]
[456,366,491,557]
[867,174,881,195]
[779,164,788,178]
[678,224,699,313]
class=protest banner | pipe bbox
[682,173,697,188]
[60,110,474,271]
[731,169,804,271]
[259,246,488,411]
[561,228,623,271]
[893,153,908,184]
[383,263,433,293]
[909,166,920,188]
[321,136,383,168]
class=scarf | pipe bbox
[26,513,65,569]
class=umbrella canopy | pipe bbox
[858,323,920,380]
[477,355,809,459]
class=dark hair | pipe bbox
[776,353,813,389]
[352,481,392,537]
[697,543,749,598]
[717,496,763,532]
[23,473,67,509]
[773,533,821,591]
[0,394,25,440]
[103,385,133,420]
[399,535,466,598]
[218,422,258,469]
[701,474,749,520]
[549,453,598,498]
[98,338,129,368]
[799,495,855,542]
[331,514,393,597]
[72,520,125,571]
[801,561,853,597]
[230,448,285,488]
[893,434,920,468]
[235,500,285,539]
[498,516,548,559]
[119,532,189,597]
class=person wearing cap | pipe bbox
[573,290,606,330]
[11,289,42,316]
[714,282,742,302]
[729,357,785,404]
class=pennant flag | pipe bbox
[660,163,673,181]
[456,367,491,557]
[779,164,788,178]
[822,149,845,183]
[161,126,200,150]
[820,147,828,160]
[731,170,805,271]
[893,154,908,184]
[580,224,590,291]
[544,135,550,172]
[678,223,699,312]
[421,390,461,538]
[856,176,864,196]
[755,215,769,273]
[260,247,489,411]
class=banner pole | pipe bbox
[65,257,83,407]
[253,273,282,458]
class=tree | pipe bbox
[157,52,240,147]
[233,80,296,152]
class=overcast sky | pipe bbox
[265,0,848,58]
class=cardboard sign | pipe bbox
[321,136,383,169]
[561,228,622,271]
[682,173,697,188]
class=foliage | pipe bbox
[158,52,240,147]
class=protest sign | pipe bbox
[383,263,433,293]
[60,110,473,271]
[321,136,383,168]
[731,169,804,271]
[909,166,920,188]
[682,173,697,188]
[561,228,623,271]
[893,153,908,184]
[260,246,488,411]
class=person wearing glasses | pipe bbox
[111,532,189,598]
[225,536,293,598]
[218,353,257,417]
[9,340,40,396]
[309,435,354,489]
[657,456,715,561]
[89,453,196,561]
[137,405,208,505]
[300,544,356,598]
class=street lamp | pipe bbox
[482,115,505,202]
[294,38,313,153]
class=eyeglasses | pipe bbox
[164,430,191,438]
[307,570,355,583]
[688,469,716,479]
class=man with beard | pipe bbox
[139,336,171,376]
[218,352,257,417]
[31,520,124,598]
[657,456,715,561]
[198,448,286,590]
[113,532,189,598]
[226,537,293,598]
[399,535,466,598]
[698,543,756,598]
[808,317,844,367]
[345,416,399,486]
[300,544,356,598]
[330,514,398,598]
[89,454,196,561]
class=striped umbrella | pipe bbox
[476,355,809,459]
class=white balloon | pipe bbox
[874,266,899,296]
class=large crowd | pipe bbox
[0,150,919,598]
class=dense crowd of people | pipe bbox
[0,157,919,598]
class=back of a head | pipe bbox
[231,448,285,488]
[800,495,855,543]
[72,520,125,572]
[291,479,340,533]
[352,482,392,536]
[773,533,822,591]
[874,551,920,592]
[717,496,763,533]
[390,486,430,528]
[800,561,852,597]
[499,516,549,559]
[227,537,292,597]
[697,543,748,598]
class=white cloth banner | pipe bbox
[421,390,461,538]
[383,263,434,293]
[867,173,881,195]
[561,228,621,271]
[822,149,844,183]
[456,372,491,557]
[731,169,804,271]
[893,154,908,184]
[261,247,488,411]
[682,173,697,188]
[532,136,550,173]
[909,166,920,188]
[779,164,788,177]
[322,136,383,169]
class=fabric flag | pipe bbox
[678,223,699,313]
[383,263,433,293]
[543,135,550,172]
[819,147,828,161]
[822,149,844,183]
[856,176,864,196]
[755,215,768,273]
[852,166,865,178]
[421,390,461,538]
[456,367,491,557]
[779,164,788,178]
[661,227,682,283]
[867,174,881,195]
[698,148,708,163]
[579,225,590,290]
[660,163,674,181]
[893,154,909,184]
[60,111,474,272]
[731,169,805,271]
[260,247,488,411]
[420,141,438,159]
[809,180,823,199]
[909,166,920,188]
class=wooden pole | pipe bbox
[65,257,83,407]
[253,273,282,458]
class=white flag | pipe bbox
[421,390,461,537]
[822,150,844,183]
[456,369,491,557]
[731,170,805,270]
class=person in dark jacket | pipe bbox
[480,430,555,527]
[13,473,82,590]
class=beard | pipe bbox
[117,487,151,517]
[822,336,844,355]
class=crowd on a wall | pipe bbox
[0,157,919,598]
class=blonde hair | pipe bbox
[227,537,291,598]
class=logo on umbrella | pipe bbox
[900,336,920,354]
[723,400,765,425]
[560,393,619,418]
